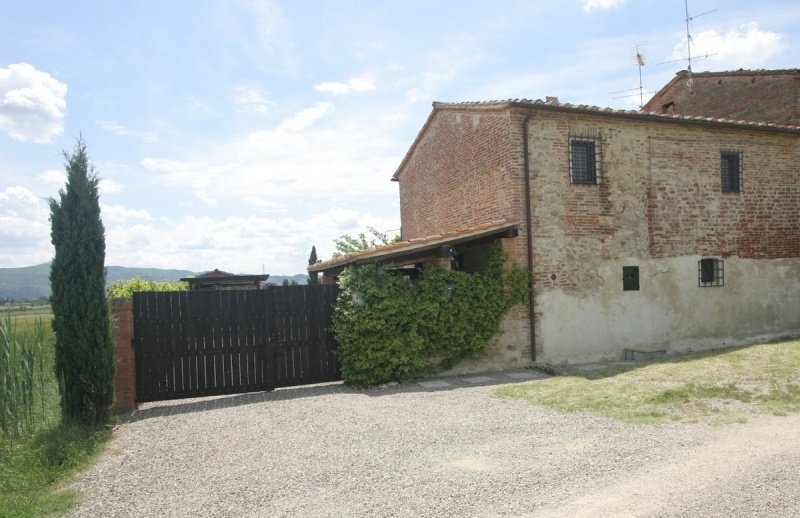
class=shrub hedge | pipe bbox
[333,243,528,386]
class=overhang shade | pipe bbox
[308,219,520,275]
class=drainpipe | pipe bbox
[522,107,536,363]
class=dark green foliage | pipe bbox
[49,138,114,428]
[307,246,319,285]
[333,243,529,387]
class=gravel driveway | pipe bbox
[70,370,800,517]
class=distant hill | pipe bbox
[0,263,52,299]
[0,263,308,300]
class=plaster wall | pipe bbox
[527,108,799,363]
[536,256,800,364]
[441,305,531,375]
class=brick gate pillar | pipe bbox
[111,298,137,412]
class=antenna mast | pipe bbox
[609,47,651,108]
[682,0,718,94]
[635,46,646,108]
[684,0,693,76]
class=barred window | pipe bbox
[721,151,742,193]
[570,139,599,184]
[698,258,724,287]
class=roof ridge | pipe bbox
[431,98,800,131]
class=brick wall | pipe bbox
[111,298,137,412]
[394,104,533,369]
[643,70,800,124]
[529,110,800,294]
[396,104,526,242]
[527,107,800,362]
[648,132,799,259]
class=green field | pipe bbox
[497,340,800,425]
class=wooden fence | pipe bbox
[133,285,340,402]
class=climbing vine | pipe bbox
[333,243,529,387]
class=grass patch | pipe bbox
[0,313,110,517]
[0,423,110,517]
[496,340,800,425]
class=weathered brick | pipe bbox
[394,97,800,367]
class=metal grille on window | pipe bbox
[570,140,597,184]
[698,258,724,287]
[721,150,742,193]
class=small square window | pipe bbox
[570,139,599,184]
[721,151,742,193]
[698,258,724,287]
[622,266,639,291]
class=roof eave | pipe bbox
[308,220,520,273]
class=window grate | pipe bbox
[698,258,724,287]
[569,137,602,185]
[721,150,742,193]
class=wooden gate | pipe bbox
[133,285,340,402]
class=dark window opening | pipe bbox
[721,151,742,193]
[698,258,724,287]
[622,266,639,291]
[570,139,598,184]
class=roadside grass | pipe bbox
[0,312,110,517]
[496,340,800,425]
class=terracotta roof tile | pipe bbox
[309,219,519,273]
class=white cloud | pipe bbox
[125,98,402,272]
[100,203,152,223]
[99,178,124,195]
[671,23,784,69]
[278,102,333,132]
[96,120,158,143]
[397,45,478,104]
[581,0,626,13]
[0,186,51,266]
[232,87,272,114]
[140,156,220,206]
[0,63,67,143]
[314,74,376,95]
[141,102,342,207]
[103,208,399,274]
[36,169,66,188]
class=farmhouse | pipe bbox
[311,69,800,370]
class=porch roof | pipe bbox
[308,219,520,274]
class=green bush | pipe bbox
[106,278,189,299]
[333,243,528,386]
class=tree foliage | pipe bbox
[307,246,319,285]
[49,138,114,427]
[106,278,189,299]
[333,243,529,387]
[332,227,399,258]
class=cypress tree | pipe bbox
[307,245,319,285]
[49,138,114,427]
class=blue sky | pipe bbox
[1,0,797,275]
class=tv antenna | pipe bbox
[657,1,718,93]
[610,46,653,108]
